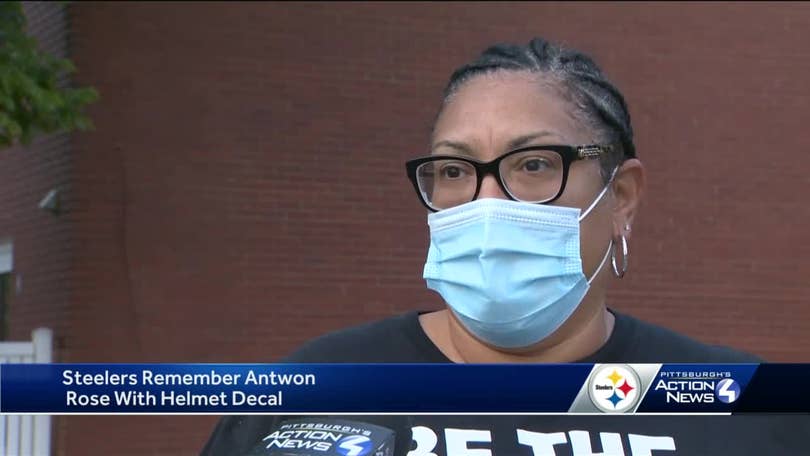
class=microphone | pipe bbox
[245,418,396,456]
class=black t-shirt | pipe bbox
[201,311,809,455]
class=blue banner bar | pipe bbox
[0,363,804,414]
[1,364,592,413]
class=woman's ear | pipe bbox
[611,158,646,239]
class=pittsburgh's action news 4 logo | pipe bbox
[653,371,740,404]
[261,428,373,455]
[252,419,395,456]
[587,364,642,413]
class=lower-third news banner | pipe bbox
[0,364,805,414]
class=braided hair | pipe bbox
[441,38,635,183]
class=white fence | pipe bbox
[0,328,53,456]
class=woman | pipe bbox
[203,38,804,455]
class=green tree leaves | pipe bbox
[0,2,98,147]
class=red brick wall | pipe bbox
[6,2,810,454]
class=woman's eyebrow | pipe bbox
[507,131,557,150]
[431,140,474,156]
[431,130,558,156]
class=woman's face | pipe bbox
[431,71,628,346]
[432,71,614,282]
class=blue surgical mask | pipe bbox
[422,186,612,349]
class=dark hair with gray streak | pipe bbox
[441,37,635,183]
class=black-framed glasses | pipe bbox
[405,144,616,212]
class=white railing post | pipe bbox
[32,327,53,456]
[32,328,52,363]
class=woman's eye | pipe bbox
[521,158,551,172]
[440,164,467,179]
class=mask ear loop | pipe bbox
[582,166,620,285]
[578,167,619,222]
[587,238,613,285]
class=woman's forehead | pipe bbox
[432,72,590,150]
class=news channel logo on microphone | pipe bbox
[246,418,395,456]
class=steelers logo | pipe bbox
[587,364,642,413]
